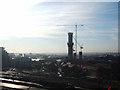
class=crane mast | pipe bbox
[75,25,77,55]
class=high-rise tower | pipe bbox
[67,32,74,60]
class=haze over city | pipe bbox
[0,1,120,90]
[0,0,118,53]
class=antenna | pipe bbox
[57,24,84,56]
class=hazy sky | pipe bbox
[0,0,118,53]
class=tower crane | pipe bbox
[57,24,84,56]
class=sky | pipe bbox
[0,0,119,53]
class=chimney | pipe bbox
[79,51,82,60]
[73,53,77,60]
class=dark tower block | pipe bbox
[73,53,77,60]
[79,51,82,60]
[67,32,74,60]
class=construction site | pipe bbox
[0,28,120,90]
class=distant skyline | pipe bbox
[0,1,118,53]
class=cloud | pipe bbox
[109,33,118,40]
[0,2,118,42]
[0,2,99,40]
[77,27,118,39]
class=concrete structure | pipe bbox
[73,53,77,60]
[0,47,11,70]
[67,32,74,60]
[79,51,82,60]
[0,47,2,84]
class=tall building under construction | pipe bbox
[67,32,83,61]
[67,32,74,60]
